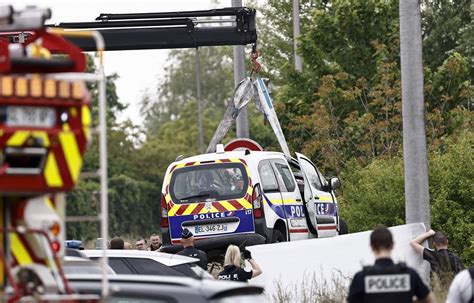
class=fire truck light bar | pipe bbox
[0,76,85,100]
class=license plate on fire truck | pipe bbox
[194,223,228,235]
[6,106,55,128]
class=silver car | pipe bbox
[82,249,213,279]
[68,274,266,302]
[63,256,115,276]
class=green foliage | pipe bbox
[428,132,474,264]
[422,0,472,72]
[260,0,473,177]
[67,0,473,261]
[66,180,100,240]
[108,175,160,238]
[66,57,158,242]
[339,132,474,265]
[85,55,127,125]
[339,157,406,232]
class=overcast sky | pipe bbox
[10,0,234,125]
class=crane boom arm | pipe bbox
[48,7,257,51]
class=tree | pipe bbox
[339,131,474,265]
[421,0,472,72]
[66,56,156,242]
[258,0,472,174]
[141,46,235,135]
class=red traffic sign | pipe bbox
[224,138,263,152]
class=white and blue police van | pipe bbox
[160,142,347,261]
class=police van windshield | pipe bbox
[169,163,248,204]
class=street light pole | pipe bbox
[293,0,302,72]
[232,0,249,138]
[196,48,205,153]
[400,0,430,228]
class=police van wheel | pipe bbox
[272,229,286,243]
[339,219,349,235]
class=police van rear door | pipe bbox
[167,160,255,243]
[257,160,285,237]
[295,153,338,237]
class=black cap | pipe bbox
[181,228,193,239]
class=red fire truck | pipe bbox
[0,6,97,302]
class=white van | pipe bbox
[160,146,347,259]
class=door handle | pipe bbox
[314,196,320,200]
[295,199,302,202]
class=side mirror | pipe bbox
[329,177,341,191]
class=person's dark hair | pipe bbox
[110,237,124,249]
[370,226,393,251]
[181,228,193,239]
[433,231,448,245]
[136,238,147,244]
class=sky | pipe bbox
[9,0,234,125]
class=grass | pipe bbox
[430,273,455,303]
[271,271,452,303]
[271,271,349,303]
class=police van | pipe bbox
[160,141,347,258]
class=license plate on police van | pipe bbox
[194,224,228,235]
[6,106,55,128]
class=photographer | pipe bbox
[217,245,262,282]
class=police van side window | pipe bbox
[272,161,296,192]
[300,159,323,190]
[316,166,329,188]
[258,160,279,192]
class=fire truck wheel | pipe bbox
[339,218,349,235]
[271,229,286,243]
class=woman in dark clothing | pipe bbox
[217,245,262,282]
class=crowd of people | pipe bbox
[103,226,472,302]
[107,228,263,282]
[108,233,164,251]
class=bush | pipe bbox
[339,131,474,265]
[272,272,451,302]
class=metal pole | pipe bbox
[400,0,430,228]
[232,0,249,138]
[196,48,205,154]
[1,199,9,299]
[293,0,302,72]
[48,28,109,298]
[98,53,109,298]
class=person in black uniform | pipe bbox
[217,245,262,282]
[411,229,464,281]
[176,228,208,270]
[348,227,435,303]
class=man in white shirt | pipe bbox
[446,266,474,303]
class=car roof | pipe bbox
[64,256,91,262]
[67,274,264,300]
[65,248,89,259]
[82,249,199,266]
[63,256,116,275]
